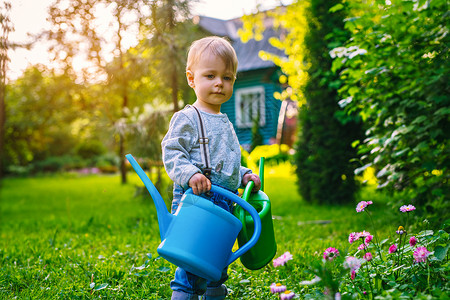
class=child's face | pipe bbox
[187,52,235,112]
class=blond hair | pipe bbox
[186,36,238,76]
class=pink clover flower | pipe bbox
[389,244,398,254]
[273,251,293,267]
[323,247,340,261]
[400,204,416,212]
[356,201,372,212]
[413,246,430,263]
[343,256,362,271]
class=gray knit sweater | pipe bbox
[161,105,251,191]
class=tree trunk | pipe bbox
[119,91,128,184]
[0,2,12,179]
[171,63,179,112]
[119,132,126,184]
[0,77,5,179]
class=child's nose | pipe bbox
[215,78,223,86]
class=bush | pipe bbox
[93,153,120,168]
[6,165,33,177]
[247,144,291,170]
[75,140,107,160]
[333,0,449,211]
[32,155,85,173]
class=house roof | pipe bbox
[197,15,286,73]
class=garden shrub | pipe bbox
[6,164,33,177]
[93,153,120,169]
[248,144,291,170]
[75,140,107,160]
[332,0,449,213]
[32,155,85,173]
[292,0,363,205]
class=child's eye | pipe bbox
[224,76,233,81]
[206,74,214,79]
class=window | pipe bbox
[235,86,266,128]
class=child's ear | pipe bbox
[186,70,195,88]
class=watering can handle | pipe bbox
[184,185,262,266]
[242,181,255,202]
[239,180,255,243]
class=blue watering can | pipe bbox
[126,154,262,282]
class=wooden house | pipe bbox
[196,14,294,151]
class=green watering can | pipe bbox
[234,157,277,270]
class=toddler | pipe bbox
[162,36,261,300]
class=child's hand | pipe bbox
[242,173,261,192]
[188,173,211,195]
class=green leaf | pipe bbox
[348,86,359,96]
[94,283,108,291]
[355,163,371,175]
[158,266,170,272]
[351,140,360,148]
[379,238,389,245]
[434,245,449,261]
[329,3,344,13]
[435,107,450,116]
[439,230,449,239]
[417,230,434,237]
[412,115,427,124]
[393,148,410,157]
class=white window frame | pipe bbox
[234,86,266,128]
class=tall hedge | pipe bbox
[241,0,363,204]
[294,0,363,204]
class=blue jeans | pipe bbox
[170,184,235,299]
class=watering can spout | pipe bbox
[125,154,173,240]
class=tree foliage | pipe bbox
[145,0,197,112]
[333,0,449,212]
[4,1,201,175]
[40,0,197,182]
[6,68,81,166]
[45,0,151,182]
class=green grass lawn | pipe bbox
[0,170,403,299]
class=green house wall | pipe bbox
[221,68,282,148]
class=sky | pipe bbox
[8,0,290,81]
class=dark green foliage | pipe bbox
[334,0,449,216]
[5,68,80,169]
[32,155,85,173]
[75,140,107,160]
[295,0,363,204]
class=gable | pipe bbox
[196,15,286,72]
